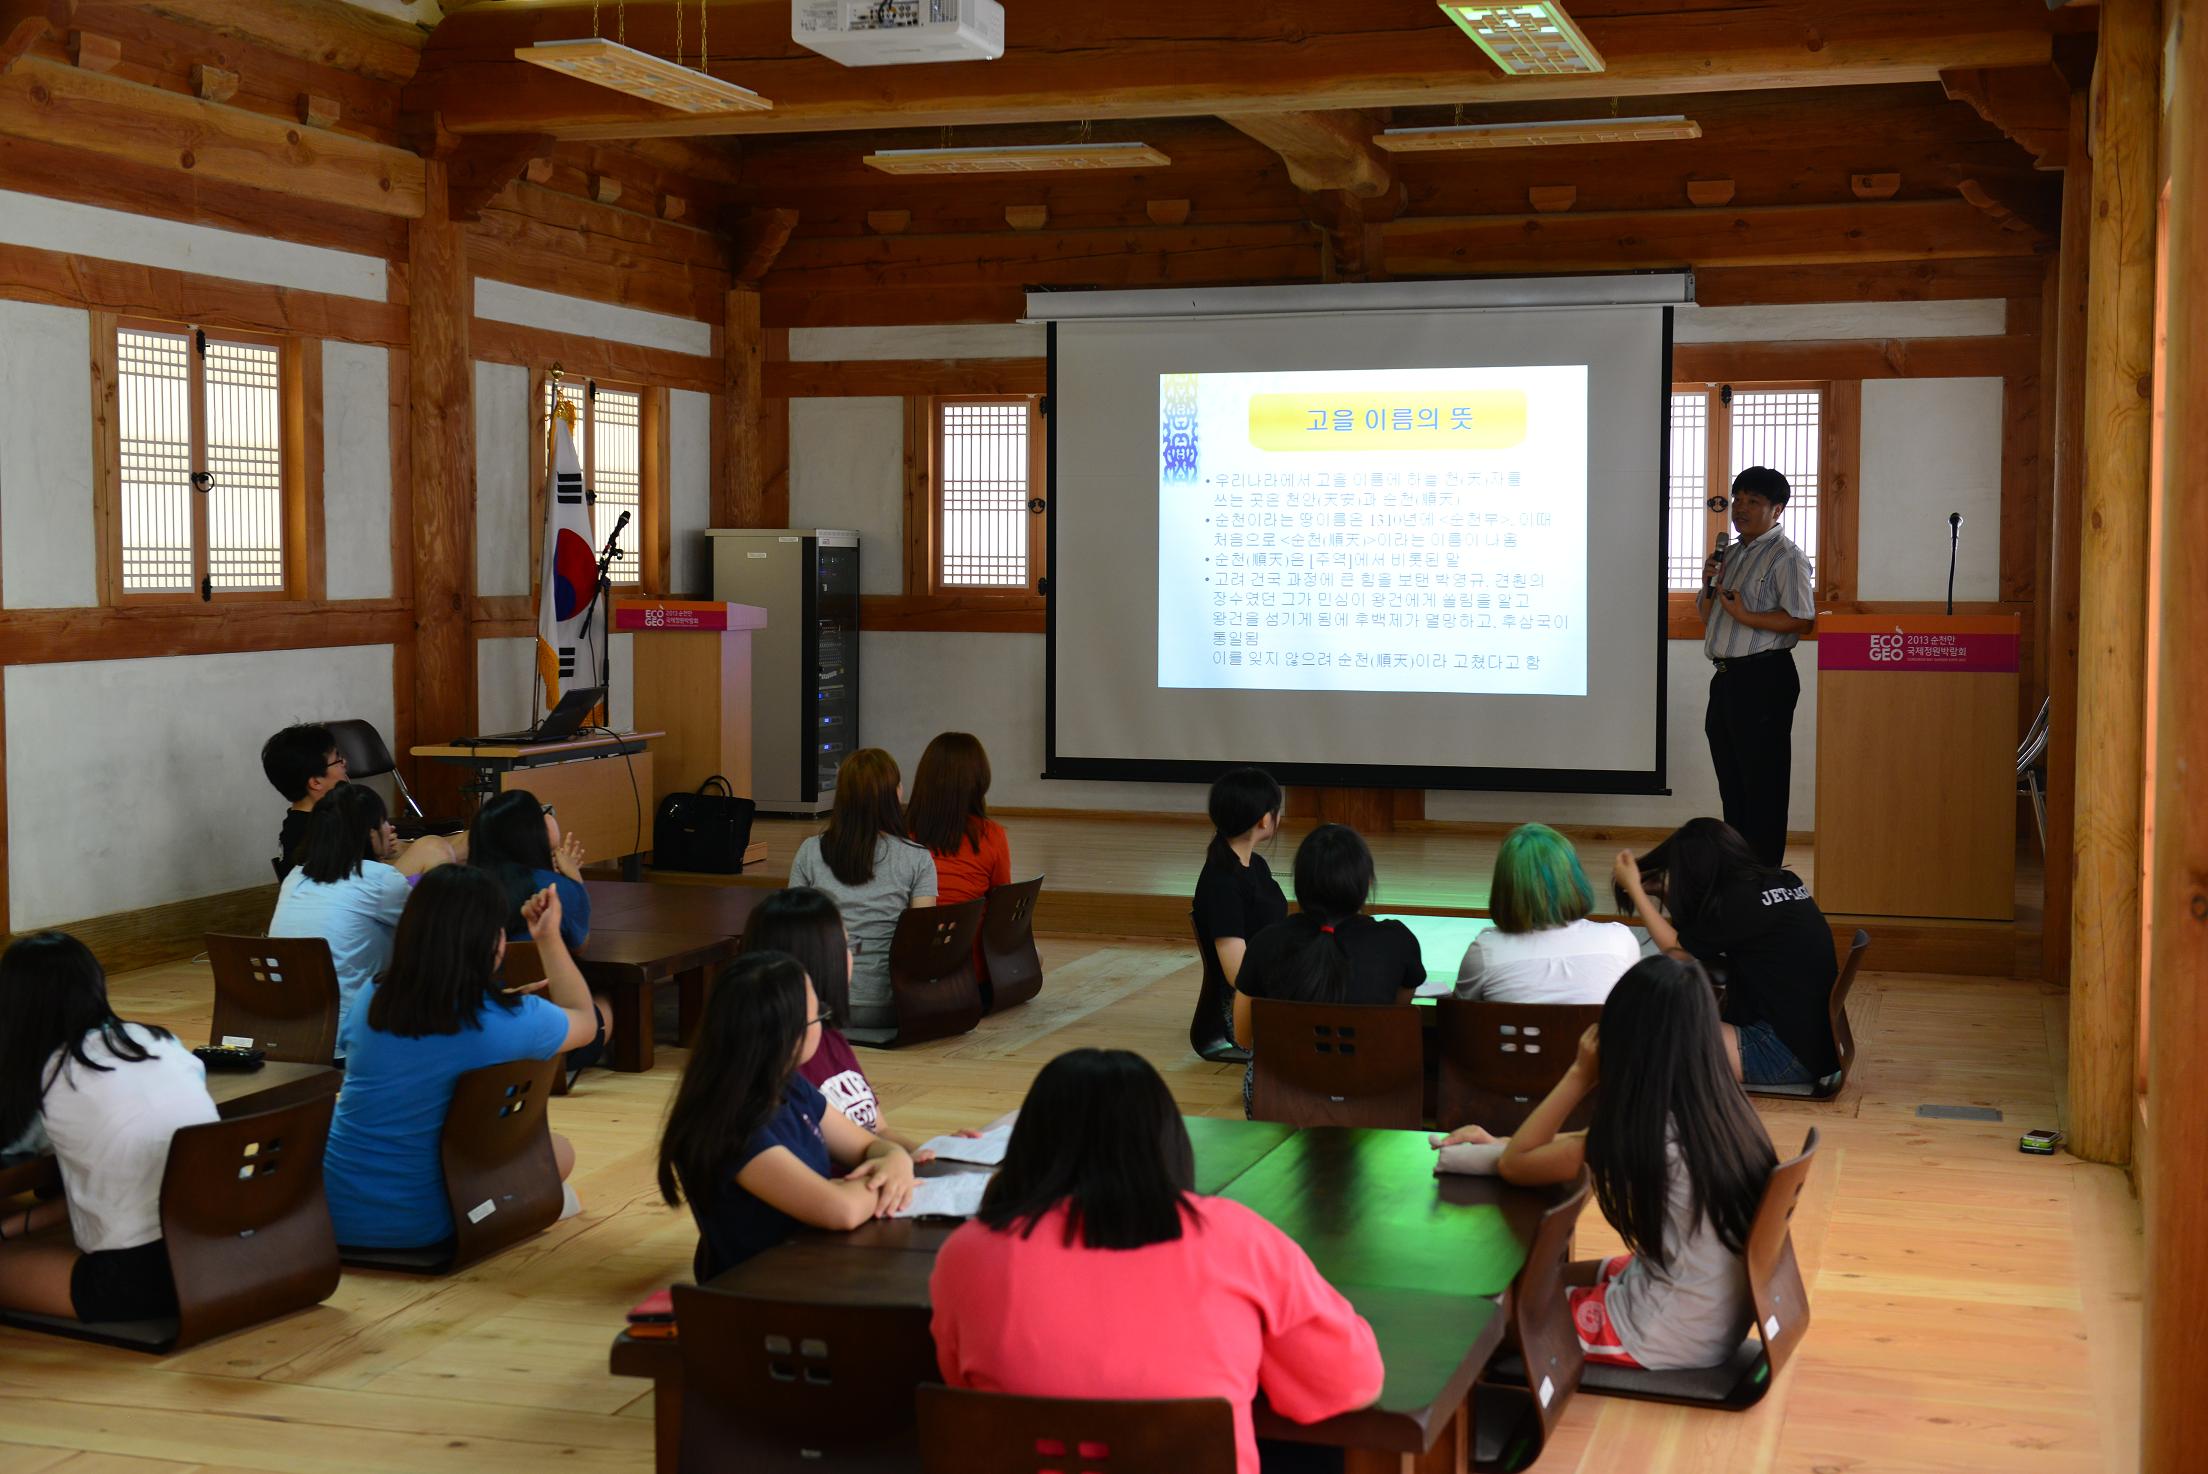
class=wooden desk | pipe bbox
[413,732,662,870]
[569,880,769,1072]
[608,1119,1540,1474]
[0,1063,340,1201]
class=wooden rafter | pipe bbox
[1221,110,1393,198]
[1941,63,2072,169]
[406,0,2076,141]
[89,0,426,83]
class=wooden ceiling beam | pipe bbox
[729,206,798,285]
[0,51,426,217]
[1222,110,1392,198]
[1941,63,2072,168]
[94,0,426,83]
[408,0,2071,140]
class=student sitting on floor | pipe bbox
[738,887,923,1150]
[657,951,916,1279]
[1234,823,1423,1117]
[1612,817,1839,1090]
[930,1048,1385,1474]
[268,781,412,1058]
[322,868,593,1251]
[0,932,218,1324]
[905,731,1011,984]
[1190,766,1287,1063]
[787,749,937,1040]
[1438,954,1776,1372]
[468,789,611,1072]
[1455,822,1639,1006]
[261,723,459,880]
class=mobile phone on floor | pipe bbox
[2019,1128,2063,1155]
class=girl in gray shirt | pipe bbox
[788,749,937,1038]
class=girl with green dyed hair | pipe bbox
[1453,824,1640,1006]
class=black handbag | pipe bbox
[651,776,756,874]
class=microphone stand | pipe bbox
[1946,512,1963,617]
[577,513,629,726]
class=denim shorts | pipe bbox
[1736,1020,1815,1087]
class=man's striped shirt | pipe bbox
[1703,527,1815,661]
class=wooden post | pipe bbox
[2145,5,2207,1463]
[720,287,762,529]
[2043,92,2092,992]
[407,161,477,815]
[2067,0,2160,1166]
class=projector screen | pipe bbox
[1042,279,1677,793]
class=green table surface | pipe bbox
[1217,1126,1539,1298]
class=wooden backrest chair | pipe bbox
[205,933,342,1066]
[916,1386,1239,1474]
[977,877,1046,1014]
[1435,1000,1605,1134]
[1248,998,1425,1128]
[1744,932,1871,1100]
[1473,1175,1594,1472]
[886,897,987,1045]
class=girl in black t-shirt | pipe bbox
[1236,824,1424,1116]
[1612,818,1838,1088]
[1189,768,1285,1063]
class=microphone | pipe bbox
[599,509,632,560]
[1704,530,1732,598]
[1946,512,1963,615]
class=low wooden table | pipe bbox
[609,1118,1550,1474]
[570,880,769,1072]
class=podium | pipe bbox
[1813,614,2019,921]
[617,599,769,812]
[410,732,659,872]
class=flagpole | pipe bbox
[536,364,579,726]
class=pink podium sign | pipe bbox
[1817,615,2019,674]
[614,600,738,632]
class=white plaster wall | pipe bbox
[473,359,531,599]
[668,388,712,596]
[5,645,396,929]
[790,324,1046,361]
[473,280,713,356]
[1856,377,2007,602]
[788,396,904,595]
[322,342,393,600]
[0,301,96,609]
[0,190,386,300]
[476,633,635,737]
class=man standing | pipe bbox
[1698,466,1816,865]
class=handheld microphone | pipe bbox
[599,509,632,559]
[1705,530,1732,597]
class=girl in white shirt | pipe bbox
[1456,823,1639,1006]
[0,932,218,1323]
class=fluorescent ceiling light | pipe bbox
[1438,3,1606,76]
[864,142,1171,175]
[1376,116,1700,152]
[515,39,772,114]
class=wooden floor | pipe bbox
[0,940,2135,1474]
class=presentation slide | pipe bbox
[1041,282,1674,793]
[1156,365,1588,697]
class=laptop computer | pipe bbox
[468,686,607,745]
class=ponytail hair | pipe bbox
[1269,824,1375,1004]
[1205,767,1283,866]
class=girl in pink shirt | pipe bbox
[929,1049,1384,1474]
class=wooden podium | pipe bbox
[617,599,769,811]
[1813,614,2019,921]
[411,732,659,870]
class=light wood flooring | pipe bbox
[0,940,2135,1474]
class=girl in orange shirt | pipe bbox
[905,731,1012,906]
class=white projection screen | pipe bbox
[1039,276,1682,793]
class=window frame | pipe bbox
[1666,378,1842,635]
[99,315,308,605]
[905,393,1049,602]
[532,370,667,597]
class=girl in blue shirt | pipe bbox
[468,789,611,1071]
[323,867,599,1250]
[268,781,412,1057]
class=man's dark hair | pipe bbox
[262,723,337,802]
[977,1048,1199,1250]
[1731,466,1791,507]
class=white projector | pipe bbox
[791,0,1005,67]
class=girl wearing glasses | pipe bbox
[658,951,916,1278]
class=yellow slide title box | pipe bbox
[1247,390,1528,452]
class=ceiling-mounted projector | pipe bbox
[792,0,1005,66]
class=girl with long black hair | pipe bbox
[0,932,217,1323]
[268,780,411,1055]
[658,950,916,1278]
[929,1049,1384,1474]
[1611,816,1839,1088]
[1189,766,1285,1063]
[1438,954,1777,1371]
[468,788,613,1072]
[1232,823,1423,1116]
[787,748,938,1038]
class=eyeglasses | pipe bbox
[541,804,557,817]
[805,1004,837,1029]
[325,754,348,771]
